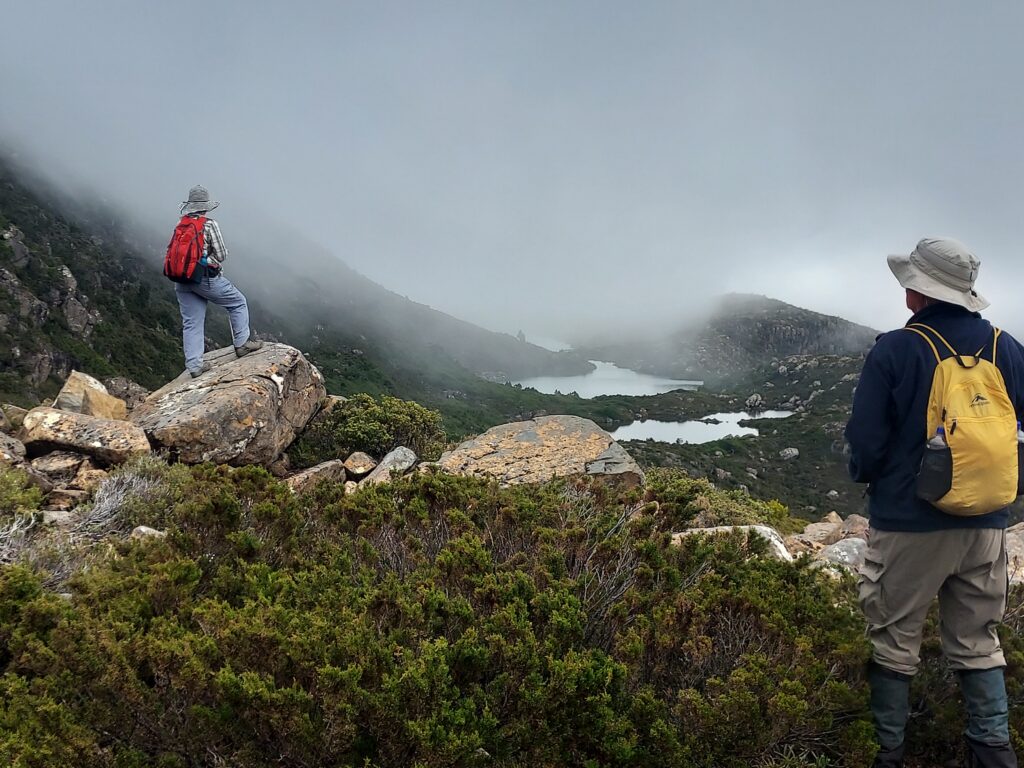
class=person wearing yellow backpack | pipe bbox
[846,238,1023,768]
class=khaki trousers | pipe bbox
[858,527,1008,676]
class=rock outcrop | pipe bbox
[436,415,644,486]
[20,407,150,465]
[131,344,325,466]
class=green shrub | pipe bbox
[0,466,43,517]
[645,469,806,534]
[0,466,880,767]
[289,392,446,468]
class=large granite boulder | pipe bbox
[20,407,150,465]
[52,370,128,420]
[131,344,325,466]
[436,415,644,487]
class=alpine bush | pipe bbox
[0,465,43,518]
[0,463,884,767]
[289,392,447,468]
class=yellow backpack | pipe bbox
[906,323,1018,515]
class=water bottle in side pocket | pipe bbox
[917,426,953,502]
[1017,421,1024,496]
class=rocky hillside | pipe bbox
[577,294,876,384]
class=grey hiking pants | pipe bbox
[858,527,1009,676]
[175,274,251,373]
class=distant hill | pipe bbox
[576,293,877,384]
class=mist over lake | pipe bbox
[513,360,702,399]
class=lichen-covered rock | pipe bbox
[19,408,150,465]
[30,451,85,482]
[816,538,867,571]
[53,371,128,420]
[130,344,325,466]
[2,404,28,430]
[0,408,9,434]
[287,459,346,494]
[360,447,417,486]
[436,415,643,486]
[0,433,26,464]
[673,524,793,562]
[779,447,800,461]
[343,451,377,479]
[102,377,150,413]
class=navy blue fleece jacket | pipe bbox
[845,302,1024,531]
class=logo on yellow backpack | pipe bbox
[907,323,1018,515]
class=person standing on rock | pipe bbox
[165,186,262,377]
[845,238,1024,768]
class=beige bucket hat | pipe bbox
[887,237,989,312]
[180,185,220,215]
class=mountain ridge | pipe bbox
[575,292,877,384]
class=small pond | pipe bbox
[610,410,794,444]
[513,360,702,399]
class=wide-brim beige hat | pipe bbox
[180,185,220,215]
[887,237,989,312]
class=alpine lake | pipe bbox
[512,360,793,444]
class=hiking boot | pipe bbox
[872,743,905,768]
[966,738,1019,768]
[188,362,212,378]
[234,338,263,358]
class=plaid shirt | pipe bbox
[185,214,228,265]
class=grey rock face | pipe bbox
[131,344,325,467]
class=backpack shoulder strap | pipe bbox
[904,325,942,364]
[991,327,1002,365]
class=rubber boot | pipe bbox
[869,662,912,767]
[960,668,1018,768]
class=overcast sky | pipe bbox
[3,1,1024,339]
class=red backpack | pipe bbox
[163,215,207,283]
